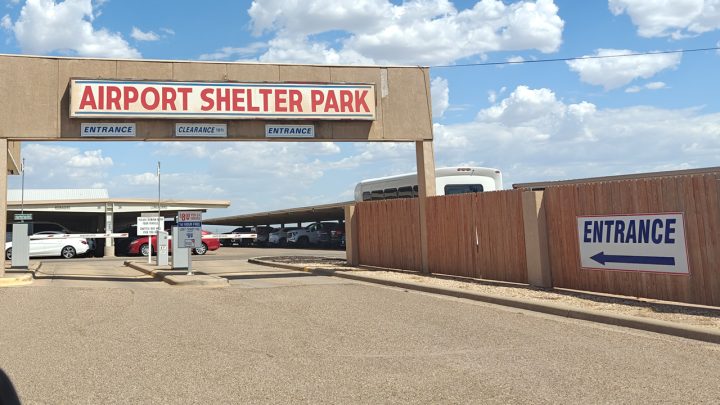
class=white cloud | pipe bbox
[567,49,681,90]
[1,14,11,30]
[433,85,720,185]
[121,172,157,186]
[609,0,720,39]
[645,81,666,90]
[9,0,140,58]
[248,0,564,65]
[625,85,641,93]
[131,27,159,42]
[19,144,113,186]
[431,77,449,119]
[199,42,267,61]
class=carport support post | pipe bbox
[415,140,436,274]
[344,205,359,266]
[0,139,7,276]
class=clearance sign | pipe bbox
[69,79,376,120]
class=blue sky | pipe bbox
[1,0,720,219]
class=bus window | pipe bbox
[398,186,413,198]
[383,188,398,199]
[362,191,372,201]
[444,184,484,195]
[371,190,384,200]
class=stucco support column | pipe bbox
[344,204,359,266]
[522,191,552,288]
[103,203,115,257]
[0,139,8,276]
[415,140,436,274]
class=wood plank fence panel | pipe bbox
[545,173,720,306]
[356,199,421,271]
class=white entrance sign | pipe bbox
[177,211,202,249]
[577,213,689,274]
[137,216,163,236]
[81,123,136,137]
[265,125,315,138]
[70,80,376,120]
[175,123,227,137]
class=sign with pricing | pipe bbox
[177,211,202,248]
[577,213,689,274]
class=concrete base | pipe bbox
[104,245,115,258]
[0,273,33,287]
[124,260,228,287]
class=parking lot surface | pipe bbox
[1,249,720,403]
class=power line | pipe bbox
[430,46,720,68]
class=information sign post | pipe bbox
[137,215,163,265]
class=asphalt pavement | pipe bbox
[1,248,719,403]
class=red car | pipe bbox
[128,230,220,256]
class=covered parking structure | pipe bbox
[7,188,229,256]
[204,201,351,228]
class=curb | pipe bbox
[249,258,720,345]
[0,273,33,287]
[124,261,228,287]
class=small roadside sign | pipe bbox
[14,213,32,221]
[265,124,315,138]
[577,213,689,274]
[137,216,164,236]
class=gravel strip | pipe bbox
[259,256,720,330]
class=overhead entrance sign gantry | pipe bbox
[0,54,437,275]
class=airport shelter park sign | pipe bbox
[69,79,376,120]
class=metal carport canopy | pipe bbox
[204,201,353,227]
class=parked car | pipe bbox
[329,224,345,248]
[254,226,277,247]
[127,230,220,256]
[268,227,299,247]
[6,221,97,255]
[287,222,342,247]
[220,227,256,247]
[5,231,90,260]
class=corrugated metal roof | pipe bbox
[7,189,109,201]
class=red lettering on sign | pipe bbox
[79,86,97,110]
[141,87,160,110]
[98,86,105,109]
[216,88,231,111]
[247,89,260,112]
[106,86,121,110]
[177,87,192,110]
[289,90,302,112]
[355,90,370,113]
[123,87,138,110]
[340,90,353,113]
[275,89,288,112]
[259,89,272,111]
[232,88,245,112]
[324,91,338,113]
[200,88,214,111]
[162,87,177,111]
[311,90,324,112]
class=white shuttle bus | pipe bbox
[354,167,502,202]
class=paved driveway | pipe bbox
[1,255,719,403]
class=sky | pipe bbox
[1,0,720,220]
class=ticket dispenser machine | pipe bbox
[157,230,169,266]
[171,227,189,269]
[11,223,29,269]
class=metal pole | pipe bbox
[157,161,161,266]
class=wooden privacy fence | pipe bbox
[544,173,720,306]
[352,171,720,306]
[355,190,528,283]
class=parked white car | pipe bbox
[5,231,90,260]
[268,227,299,247]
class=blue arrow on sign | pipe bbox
[591,251,675,266]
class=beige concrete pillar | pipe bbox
[415,140,436,274]
[0,139,8,276]
[522,191,552,288]
[344,204,359,266]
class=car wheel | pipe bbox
[61,246,77,259]
[194,243,208,255]
[5,248,11,261]
[140,244,149,257]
